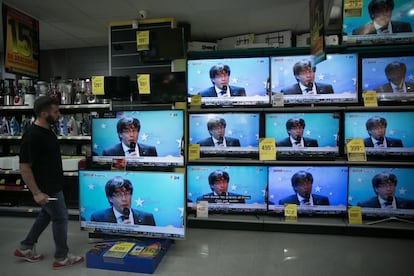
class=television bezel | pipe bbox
[187,109,262,159]
[186,56,271,107]
[264,108,343,160]
[186,164,269,214]
[270,53,359,106]
[79,169,186,240]
[91,109,185,168]
[267,165,349,216]
[343,107,414,161]
[347,165,414,219]
[359,51,414,105]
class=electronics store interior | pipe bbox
[1,0,414,275]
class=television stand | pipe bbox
[365,216,414,225]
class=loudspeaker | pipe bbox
[104,76,131,99]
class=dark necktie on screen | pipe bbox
[379,26,389,33]
[396,85,404,92]
[302,198,310,205]
[219,90,227,96]
[384,197,393,208]
[217,137,223,146]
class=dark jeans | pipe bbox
[20,191,69,260]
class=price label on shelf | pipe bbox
[259,138,276,161]
[136,30,150,51]
[91,76,105,95]
[188,144,200,160]
[190,95,202,108]
[363,91,378,107]
[346,138,366,162]
[284,204,297,222]
[137,74,151,94]
[348,206,362,224]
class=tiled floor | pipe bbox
[1,216,413,276]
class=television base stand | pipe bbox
[365,216,414,225]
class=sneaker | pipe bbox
[52,253,84,270]
[13,245,44,262]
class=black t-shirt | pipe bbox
[19,124,64,194]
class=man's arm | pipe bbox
[20,163,49,204]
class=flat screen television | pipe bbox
[79,170,185,239]
[187,165,268,213]
[342,0,414,45]
[267,166,348,215]
[270,53,358,105]
[348,166,414,218]
[344,110,414,159]
[187,56,270,106]
[134,72,187,104]
[91,110,184,167]
[265,111,341,160]
[188,112,260,158]
[361,55,414,103]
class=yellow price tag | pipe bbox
[346,138,367,162]
[91,76,105,95]
[363,91,378,107]
[0,179,5,185]
[284,204,298,222]
[259,138,276,161]
[174,102,187,110]
[16,178,21,185]
[188,144,200,160]
[190,95,202,108]
[343,0,363,17]
[348,206,362,224]
[137,74,151,94]
[136,30,150,51]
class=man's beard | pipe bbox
[46,114,57,125]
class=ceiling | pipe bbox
[1,0,343,50]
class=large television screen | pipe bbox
[342,0,414,45]
[187,165,268,213]
[188,112,260,158]
[265,111,341,160]
[361,55,414,103]
[270,53,358,105]
[79,170,185,239]
[344,111,414,159]
[348,166,414,218]
[187,57,270,106]
[92,110,184,167]
[268,166,348,215]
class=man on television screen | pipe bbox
[102,116,157,157]
[357,172,414,209]
[90,176,156,225]
[280,60,334,95]
[198,63,246,97]
[197,170,246,203]
[363,116,403,147]
[276,117,319,148]
[374,61,414,93]
[197,117,241,147]
[278,171,330,206]
[352,0,412,35]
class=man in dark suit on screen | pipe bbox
[197,117,241,147]
[373,61,414,93]
[278,171,330,206]
[276,117,318,148]
[281,59,334,95]
[198,63,246,97]
[91,176,156,225]
[358,172,414,209]
[352,0,412,35]
[363,116,403,148]
[102,116,157,157]
[197,170,245,204]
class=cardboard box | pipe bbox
[216,33,255,50]
[187,41,217,52]
[86,239,172,274]
[254,30,292,48]
[296,33,311,47]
